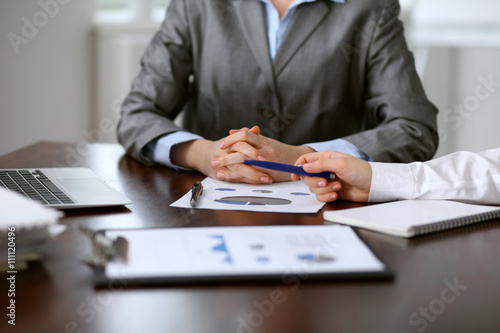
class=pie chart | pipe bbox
[215,196,292,206]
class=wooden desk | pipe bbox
[1,142,499,333]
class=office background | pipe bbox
[1,0,499,158]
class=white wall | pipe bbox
[423,49,500,157]
[93,22,160,143]
[0,0,94,156]
[409,0,500,157]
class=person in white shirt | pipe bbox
[291,148,500,205]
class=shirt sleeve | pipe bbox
[144,131,204,170]
[368,147,500,205]
[305,139,372,161]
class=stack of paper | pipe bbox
[0,188,64,271]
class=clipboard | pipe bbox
[80,225,393,287]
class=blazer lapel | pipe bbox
[233,0,278,95]
[273,1,331,76]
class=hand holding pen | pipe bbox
[243,160,335,180]
[291,151,372,203]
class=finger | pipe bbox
[215,164,272,184]
[227,163,272,184]
[291,169,334,183]
[249,125,260,135]
[213,142,264,168]
[213,150,253,168]
[229,125,260,136]
[228,141,265,161]
[301,175,326,188]
[215,173,263,185]
[229,127,249,135]
[220,129,263,150]
[213,167,251,183]
[302,158,344,174]
[306,183,337,196]
[294,151,335,166]
[213,166,243,182]
[316,191,339,203]
[302,175,341,187]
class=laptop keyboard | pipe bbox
[0,170,74,205]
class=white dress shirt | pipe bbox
[368,147,500,205]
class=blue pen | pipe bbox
[244,160,335,179]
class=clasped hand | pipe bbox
[172,126,372,203]
[213,130,373,202]
[210,126,314,184]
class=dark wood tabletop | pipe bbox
[1,141,499,333]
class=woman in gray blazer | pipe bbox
[118,0,439,184]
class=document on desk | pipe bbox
[98,225,392,286]
[170,178,326,213]
[0,187,63,228]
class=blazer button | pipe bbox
[261,108,275,119]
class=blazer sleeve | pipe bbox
[343,1,439,162]
[117,0,194,164]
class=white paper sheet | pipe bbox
[105,225,386,280]
[170,178,326,213]
[0,187,62,228]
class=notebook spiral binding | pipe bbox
[78,226,128,267]
[413,210,500,237]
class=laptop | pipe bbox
[0,168,131,209]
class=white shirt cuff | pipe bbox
[368,162,414,202]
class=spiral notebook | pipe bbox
[323,200,500,238]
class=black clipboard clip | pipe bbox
[78,226,128,267]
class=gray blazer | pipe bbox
[118,0,439,165]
